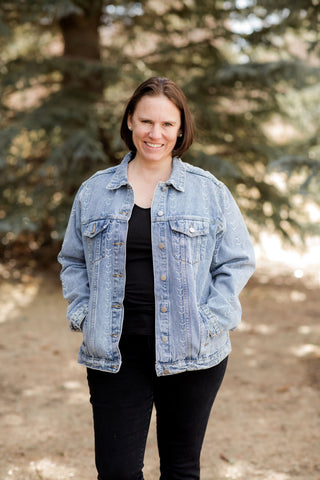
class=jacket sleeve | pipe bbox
[200,184,255,335]
[57,187,89,332]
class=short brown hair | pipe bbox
[120,77,194,158]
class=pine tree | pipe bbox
[0,0,319,263]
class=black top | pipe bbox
[123,204,155,335]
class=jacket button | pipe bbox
[163,369,170,375]
[158,242,165,249]
[160,274,166,281]
[162,335,168,342]
[189,227,195,233]
[161,306,167,313]
[158,210,164,216]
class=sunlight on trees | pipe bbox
[0,1,319,266]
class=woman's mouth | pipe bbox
[145,142,163,149]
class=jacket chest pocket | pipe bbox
[83,219,111,264]
[169,219,209,264]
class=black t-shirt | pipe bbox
[123,204,155,335]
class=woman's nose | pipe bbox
[148,124,161,139]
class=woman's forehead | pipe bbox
[133,94,181,119]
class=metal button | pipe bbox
[160,274,166,281]
[163,369,170,375]
[160,306,167,313]
[158,243,165,249]
[162,335,168,343]
[189,226,195,233]
[158,210,164,216]
[162,186,167,192]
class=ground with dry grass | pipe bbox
[0,263,319,480]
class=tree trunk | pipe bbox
[59,13,101,60]
[58,1,104,92]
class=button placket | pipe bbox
[153,202,170,368]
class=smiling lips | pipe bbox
[145,142,163,148]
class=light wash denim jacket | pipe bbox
[58,153,255,376]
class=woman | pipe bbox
[58,77,255,480]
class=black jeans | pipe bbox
[87,335,228,480]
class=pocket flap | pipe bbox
[83,219,110,238]
[169,219,209,237]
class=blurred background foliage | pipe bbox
[0,0,319,267]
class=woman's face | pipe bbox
[128,95,181,165]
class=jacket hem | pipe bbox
[77,341,231,376]
[155,343,232,376]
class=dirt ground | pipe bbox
[0,259,319,480]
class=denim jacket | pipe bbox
[58,153,255,376]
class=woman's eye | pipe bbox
[164,122,173,127]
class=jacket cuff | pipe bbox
[199,304,222,337]
[69,304,88,332]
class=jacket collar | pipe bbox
[106,152,185,192]
[166,156,185,192]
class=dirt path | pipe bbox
[0,266,319,480]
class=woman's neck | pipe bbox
[129,156,173,183]
[127,157,173,208]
